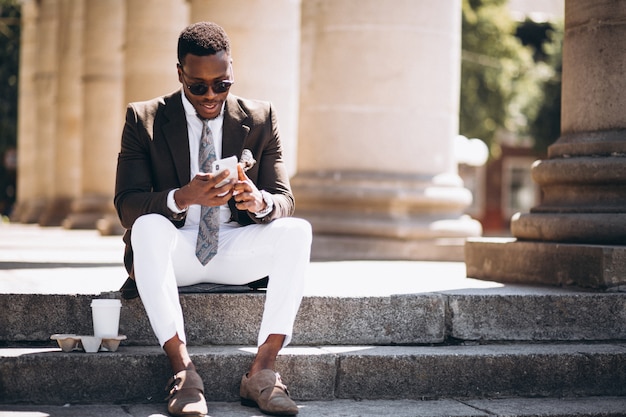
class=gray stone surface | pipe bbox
[2,344,626,404]
[446,290,626,341]
[1,294,96,341]
[2,397,626,417]
[331,344,626,400]
[0,346,335,404]
[293,294,446,345]
[1,292,448,346]
[3,287,623,345]
[465,238,626,289]
[465,396,626,417]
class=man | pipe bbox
[114,21,312,417]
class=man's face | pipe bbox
[178,51,233,120]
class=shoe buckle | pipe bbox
[164,376,182,401]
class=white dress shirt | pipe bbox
[167,90,232,226]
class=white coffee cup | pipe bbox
[91,299,122,338]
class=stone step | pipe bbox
[3,397,626,417]
[2,343,625,404]
[1,289,624,346]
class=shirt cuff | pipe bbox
[167,189,187,214]
[254,190,274,218]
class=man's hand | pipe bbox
[233,164,266,213]
[174,170,235,209]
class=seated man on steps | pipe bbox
[114,21,312,417]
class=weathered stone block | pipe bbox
[465,238,626,289]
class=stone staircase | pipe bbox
[1,284,626,414]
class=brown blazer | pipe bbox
[114,90,294,278]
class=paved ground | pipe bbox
[0,222,505,297]
[3,397,626,417]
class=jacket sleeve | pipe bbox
[228,101,295,226]
[249,103,294,224]
[114,103,185,230]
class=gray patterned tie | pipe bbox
[195,119,219,265]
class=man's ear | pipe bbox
[176,63,184,84]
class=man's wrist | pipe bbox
[253,190,274,218]
[168,189,188,213]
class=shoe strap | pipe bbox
[259,372,290,397]
[164,370,205,400]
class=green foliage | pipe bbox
[460,0,562,154]
[527,22,562,153]
[0,0,19,215]
[0,0,20,154]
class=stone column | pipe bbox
[188,0,301,176]
[96,0,188,235]
[63,0,125,230]
[124,0,188,103]
[12,0,39,222]
[465,0,626,289]
[292,0,481,261]
[33,0,62,225]
[39,0,84,226]
[17,0,59,223]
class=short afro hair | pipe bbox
[178,21,230,64]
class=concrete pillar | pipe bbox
[63,0,125,230]
[292,0,481,261]
[39,0,84,226]
[465,0,626,289]
[96,0,188,235]
[12,0,39,222]
[188,0,301,176]
[17,0,59,223]
[124,0,189,103]
[27,0,56,224]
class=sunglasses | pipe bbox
[180,67,234,96]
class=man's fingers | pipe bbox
[195,170,231,186]
[237,164,248,181]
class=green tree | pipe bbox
[523,20,562,153]
[460,0,561,154]
[0,0,20,154]
[0,0,20,215]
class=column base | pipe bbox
[62,194,115,230]
[311,234,469,261]
[292,171,482,261]
[465,237,626,290]
[511,212,626,245]
[96,213,125,236]
[11,198,47,223]
[38,197,72,227]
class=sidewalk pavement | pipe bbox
[3,397,626,417]
[0,222,507,297]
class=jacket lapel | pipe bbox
[161,91,191,186]
[160,93,247,187]
[222,95,250,160]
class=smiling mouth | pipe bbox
[199,102,221,115]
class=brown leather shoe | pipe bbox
[240,370,298,415]
[165,369,208,417]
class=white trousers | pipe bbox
[130,213,312,348]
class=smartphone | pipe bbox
[212,155,238,188]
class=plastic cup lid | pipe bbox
[91,299,122,307]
